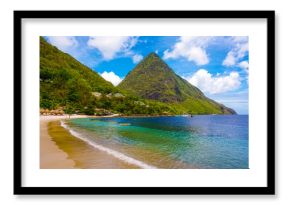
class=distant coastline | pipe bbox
[40,111,237,119]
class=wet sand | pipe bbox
[40,115,137,169]
[40,116,76,168]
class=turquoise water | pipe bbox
[66,115,248,169]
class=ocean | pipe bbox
[62,115,248,169]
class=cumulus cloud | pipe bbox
[163,36,213,65]
[238,60,249,70]
[100,71,123,86]
[222,36,248,68]
[185,69,241,94]
[46,36,78,51]
[87,36,138,60]
[222,51,236,66]
[132,54,143,64]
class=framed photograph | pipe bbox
[14,10,275,195]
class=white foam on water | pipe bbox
[60,121,157,169]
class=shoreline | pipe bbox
[40,114,94,169]
[40,115,80,168]
[40,114,139,169]
[40,114,229,169]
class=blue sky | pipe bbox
[44,36,249,114]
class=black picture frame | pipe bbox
[14,10,275,195]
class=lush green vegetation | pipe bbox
[40,38,235,115]
[119,53,203,102]
[94,96,176,115]
[40,37,117,113]
[40,37,176,115]
[118,53,236,114]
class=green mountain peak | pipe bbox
[118,52,236,114]
[147,52,160,58]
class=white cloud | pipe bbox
[100,71,123,86]
[232,36,248,43]
[238,61,249,70]
[46,36,78,51]
[132,54,143,64]
[222,37,248,68]
[87,36,138,60]
[185,69,241,94]
[222,51,236,66]
[163,36,213,65]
